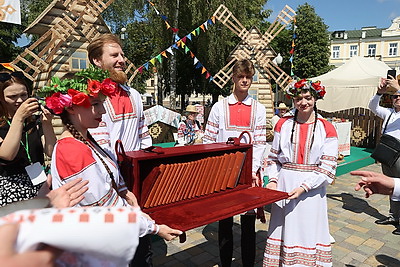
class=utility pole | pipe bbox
[169,0,179,110]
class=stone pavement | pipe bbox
[152,163,400,266]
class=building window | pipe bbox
[332,46,340,59]
[71,51,88,70]
[389,43,398,56]
[350,45,358,57]
[248,89,258,100]
[368,44,376,56]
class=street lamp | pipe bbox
[272,53,283,108]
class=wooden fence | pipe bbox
[319,108,382,148]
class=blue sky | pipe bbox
[265,0,400,31]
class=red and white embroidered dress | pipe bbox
[264,116,338,267]
[89,84,152,160]
[203,94,267,174]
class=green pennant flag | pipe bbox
[196,27,200,35]
[156,54,162,63]
[184,46,190,54]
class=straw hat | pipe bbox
[277,103,288,110]
[185,105,198,113]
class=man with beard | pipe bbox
[87,34,153,266]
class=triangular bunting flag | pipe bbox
[174,35,180,42]
[207,19,213,25]
[165,21,171,29]
[196,27,200,35]
[193,57,199,65]
[171,28,179,33]
[161,15,168,21]
[186,34,192,41]
[156,54,162,63]
[150,58,156,66]
[203,21,208,30]
[166,47,174,54]
[190,51,195,58]
[154,6,160,15]
[138,66,143,74]
[293,33,297,39]
[195,62,202,69]
[180,42,185,48]
[289,48,295,54]
[172,43,179,49]
[161,51,168,58]
[291,70,294,76]
[176,40,182,47]
[144,62,149,70]
[205,72,210,79]
[200,24,205,32]
[201,67,207,74]
[182,36,187,43]
[191,30,196,36]
[211,16,216,24]
[184,46,190,53]
[292,40,295,47]
[289,56,293,62]
[209,76,214,82]
[148,1,155,6]
[0,63,14,71]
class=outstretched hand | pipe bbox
[351,171,395,198]
[157,225,183,241]
[0,224,61,266]
[288,187,305,200]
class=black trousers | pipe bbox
[218,214,256,267]
[130,235,153,267]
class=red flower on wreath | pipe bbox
[100,78,117,96]
[68,89,91,108]
[87,79,102,97]
[294,79,308,89]
[45,92,73,114]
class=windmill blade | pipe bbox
[260,5,296,49]
[254,51,292,90]
[212,49,253,89]
[213,4,251,42]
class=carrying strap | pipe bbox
[383,112,394,134]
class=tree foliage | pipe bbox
[292,3,331,78]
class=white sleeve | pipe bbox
[252,105,267,173]
[203,105,219,144]
[391,179,400,201]
[368,94,391,120]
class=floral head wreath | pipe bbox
[37,66,117,114]
[285,79,326,100]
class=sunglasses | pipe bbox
[0,71,25,82]
[391,95,400,99]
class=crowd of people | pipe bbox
[1,31,399,266]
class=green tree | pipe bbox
[292,3,331,78]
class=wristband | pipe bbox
[376,92,382,96]
[152,224,160,235]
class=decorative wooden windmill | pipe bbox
[212,4,296,119]
[9,0,137,89]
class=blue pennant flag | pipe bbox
[207,19,214,25]
[186,34,192,41]
[289,56,294,62]
[161,15,168,21]
[144,62,149,70]
[172,43,179,49]
[195,62,202,69]
[174,35,180,42]
[209,76,214,82]
[293,33,297,39]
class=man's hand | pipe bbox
[288,187,305,200]
[351,171,395,198]
[157,225,183,241]
[266,181,277,190]
[0,224,61,266]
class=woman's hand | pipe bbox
[40,105,53,124]
[288,187,305,199]
[120,190,139,207]
[157,224,183,241]
[266,181,277,190]
[13,98,40,122]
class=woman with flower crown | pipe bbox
[38,67,181,265]
[263,79,338,266]
[0,69,57,206]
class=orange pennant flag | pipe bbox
[200,24,205,32]
[165,21,171,29]
[201,67,207,74]
[190,51,195,58]
[176,40,182,47]
[211,16,216,24]
[161,51,168,58]
[0,63,14,71]
[292,40,295,47]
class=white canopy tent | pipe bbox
[311,56,390,112]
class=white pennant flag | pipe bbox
[0,0,21,25]
[193,57,199,65]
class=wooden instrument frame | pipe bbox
[118,143,288,231]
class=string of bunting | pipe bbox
[289,17,297,77]
[147,0,179,33]
[138,1,215,81]
[0,63,15,71]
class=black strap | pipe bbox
[383,112,393,134]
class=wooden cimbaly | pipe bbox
[116,140,288,232]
